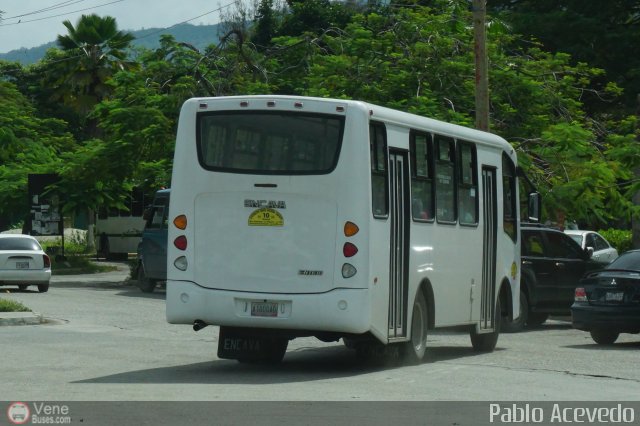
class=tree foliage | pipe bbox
[0,2,638,230]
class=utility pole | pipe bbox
[633,94,640,249]
[473,0,490,132]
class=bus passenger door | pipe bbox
[480,167,498,331]
[388,150,410,339]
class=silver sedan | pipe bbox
[565,230,618,265]
[0,234,51,292]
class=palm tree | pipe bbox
[53,14,136,116]
[50,15,136,251]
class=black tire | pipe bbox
[502,291,527,333]
[590,329,619,345]
[470,296,501,352]
[18,285,28,291]
[527,312,549,327]
[37,283,49,293]
[400,291,428,364]
[137,265,157,293]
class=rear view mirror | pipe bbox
[528,192,541,223]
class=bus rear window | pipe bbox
[197,112,344,174]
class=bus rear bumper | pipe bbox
[166,280,371,334]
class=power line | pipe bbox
[0,0,125,27]
[3,1,89,20]
[132,1,236,43]
[0,1,239,69]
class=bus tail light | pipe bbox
[173,215,187,230]
[174,256,188,271]
[575,287,587,302]
[43,254,51,268]
[342,263,357,278]
[343,243,358,258]
[174,236,187,250]
[344,221,359,237]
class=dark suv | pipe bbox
[504,224,600,331]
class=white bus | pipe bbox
[167,95,534,363]
[95,189,149,260]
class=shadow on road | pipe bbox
[72,343,499,385]
[564,341,640,351]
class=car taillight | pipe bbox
[575,287,587,302]
[43,254,51,268]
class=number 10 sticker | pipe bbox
[248,208,284,227]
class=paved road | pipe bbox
[1,264,640,406]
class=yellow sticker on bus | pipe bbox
[248,208,284,227]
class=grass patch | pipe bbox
[52,256,118,275]
[0,298,31,313]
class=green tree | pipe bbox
[44,14,136,138]
[0,82,74,229]
[488,0,640,111]
[262,2,637,227]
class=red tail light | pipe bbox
[575,287,587,302]
[174,236,187,251]
[43,254,51,268]
[343,242,358,258]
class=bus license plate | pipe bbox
[16,262,29,269]
[605,292,624,302]
[251,302,278,317]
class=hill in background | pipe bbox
[0,23,221,64]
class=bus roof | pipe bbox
[184,95,514,155]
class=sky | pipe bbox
[0,0,242,53]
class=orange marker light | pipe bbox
[173,215,187,230]
[344,221,359,237]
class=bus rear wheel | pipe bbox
[400,291,428,364]
[470,297,501,352]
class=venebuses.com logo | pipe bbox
[6,401,71,424]
[7,402,30,425]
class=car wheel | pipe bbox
[590,329,619,345]
[18,285,28,291]
[137,266,156,293]
[470,296,501,352]
[502,291,527,333]
[400,291,428,364]
[527,312,549,327]
[37,283,49,293]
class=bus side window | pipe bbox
[502,154,517,242]
[370,122,388,219]
[458,141,478,225]
[434,135,456,223]
[410,131,434,221]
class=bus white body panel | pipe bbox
[167,96,520,348]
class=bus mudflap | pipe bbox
[217,327,288,363]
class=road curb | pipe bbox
[0,311,45,326]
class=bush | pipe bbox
[0,298,31,312]
[598,229,633,253]
[40,230,90,255]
